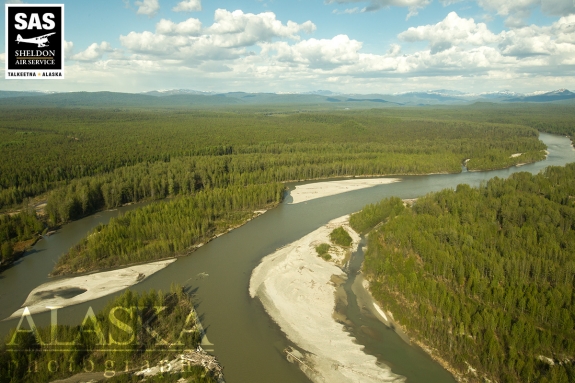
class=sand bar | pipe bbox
[288,178,401,204]
[7,259,176,320]
[250,215,404,383]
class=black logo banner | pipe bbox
[5,4,65,79]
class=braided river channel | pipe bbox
[1,133,573,383]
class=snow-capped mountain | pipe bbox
[142,89,216,96]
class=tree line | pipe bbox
[355,163,575,382]
[0,210,44,264]
[376,103,575,145]
[0,107,547,211]
[52,183,283,275]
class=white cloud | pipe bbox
[325,0,431,18]
[332,7,361,14]
[399,12,499,53]
[64,40,74,58]
[120,31,182,55]
[229,37,525,92]
[322,45,512,79]
[119,9,316,60]
[439,0,463,5]
[246,11,573,86]
[7,5,574,94]
[499,27,552,57]
[327,0,575,24]
[156,18,202,35]
[0,53,5,63]
[554,15,575,44]
[265,35,362,68]
[135,0,159,17]
[477,0,538,17]
[541,0,575,16]
[173,0,201,12]
[206,9,316,47]
[72,42,115,62]
[344,7,361,14]
[107,8,575,92]
[477,0,575,27]
[198,61,232,72]
[387,43,402,56]
[499,15,575,59]
[4,0,24,4]
[387,12,575,79]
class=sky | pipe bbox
[1,0,574,94]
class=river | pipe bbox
[0,133,573,383]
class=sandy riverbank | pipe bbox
[6,259,176,320]
[357,276,465,382]
[249,215,404,383]
[350,274,411,344]
[288,178,401,204]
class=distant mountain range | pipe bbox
[503,89,575,102]
[0,88,573,108]
[142,89,216,96]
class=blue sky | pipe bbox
[2,0,574,93]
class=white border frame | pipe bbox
[5,4,65,80]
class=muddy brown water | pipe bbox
[0,133,573,383]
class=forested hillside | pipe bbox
[353,164,575,382]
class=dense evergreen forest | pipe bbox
[52,183,283,275]
[0,210,44,265]
[1,102,575,382]
[0,108,547,214]
[0,105,552,273]
[0,286,217,383]
[352,164,575,383]
[380,104,575,144]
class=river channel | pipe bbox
[0,133,573,383]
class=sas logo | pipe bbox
[4,4,64,79]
